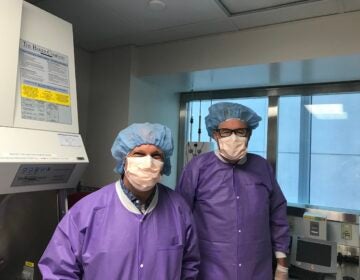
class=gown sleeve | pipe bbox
[175,162,198,210]
[180,203,200,279]
[38,213,84,280]
[267,163,290,254]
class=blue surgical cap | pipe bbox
[111,123,174,176]
[205,102,262,137]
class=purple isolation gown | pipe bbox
[176,152,290,280]
[39,182,199,280]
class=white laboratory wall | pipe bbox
[81,46,133,187]
[128,73,191,187]
[136,11,360,76]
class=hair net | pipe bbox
[205,102,262,137]
[111,123,174,176]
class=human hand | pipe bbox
[274,264,288,280]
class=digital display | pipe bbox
[296,239,332,267]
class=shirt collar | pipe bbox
[120,180,156,212]
[115,180,158,215]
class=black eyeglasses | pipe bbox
[215,128,250,138]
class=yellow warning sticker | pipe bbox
[25,261,34,268]
[21,84,71,106]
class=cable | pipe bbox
[198,100,201,143]
[209,99,213,143]
[189,101,194,142]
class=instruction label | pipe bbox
[19,39,72,124]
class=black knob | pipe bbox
[337,252,343,265]
[342,255,359,265]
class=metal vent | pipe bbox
[214,0,325,16]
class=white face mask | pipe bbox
[218,134,248,162]
[125,155,164,191]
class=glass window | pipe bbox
[277,93,360,210]
[277,96,302,203]
[310,93,360,210]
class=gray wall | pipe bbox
[75,47,91,142]
[80,46,133,187]
[128,73,191,187]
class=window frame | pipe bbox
[178,81,360,209]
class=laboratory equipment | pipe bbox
[184,100,214,164]
[288,207,360,280]
[303,212,327,240]
[290,236,337,274]
[184,141,214,164]
[0,1,88,279]
[0,1,88,194]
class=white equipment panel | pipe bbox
[14,2,79,133]
[0,1,88,194]
[0,127,88,194]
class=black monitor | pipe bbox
[291,236,337,274]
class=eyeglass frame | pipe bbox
[214,128,251,138]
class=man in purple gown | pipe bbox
[39,123,199,280]
[176,102,290,280]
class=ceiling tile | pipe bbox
[100,0,228,31]
[218,0,308,14]
[132,17,237,46]
[231,0,339,30]
[83,17,237,51]
[341,0,360,12]
[27,0,353,51]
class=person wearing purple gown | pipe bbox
[39,123,200,280]
[176,102,290,280]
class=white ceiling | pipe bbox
[26,0,360,52]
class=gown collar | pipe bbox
[214,150,247,165]
[115,180,159,215]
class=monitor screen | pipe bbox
[296,239,332,267]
